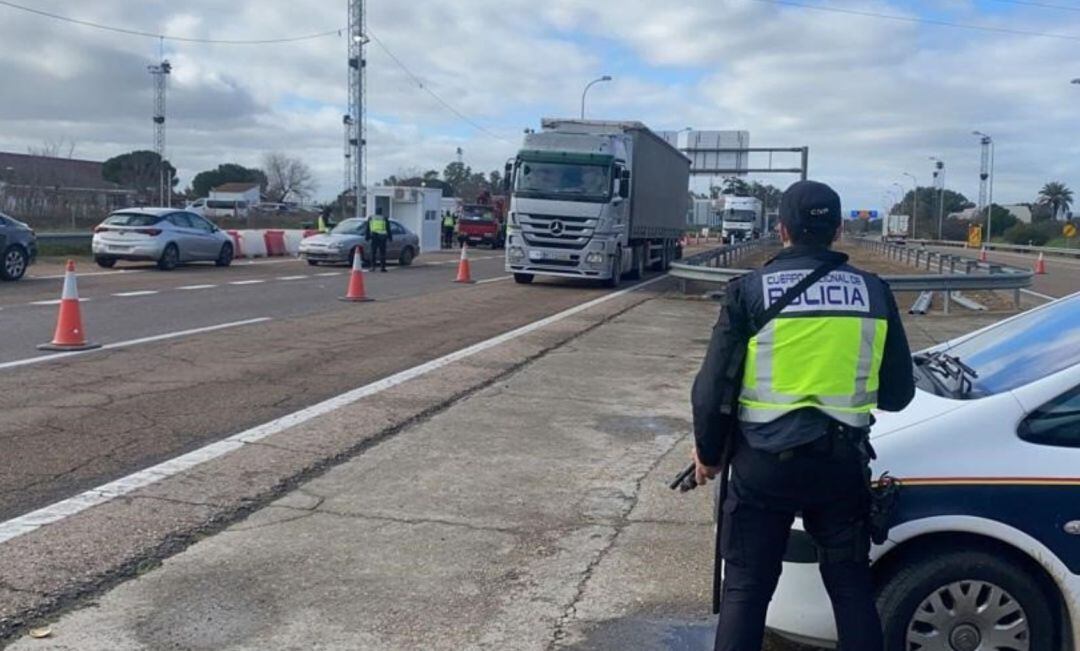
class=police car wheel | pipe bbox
[878,549,1055,651]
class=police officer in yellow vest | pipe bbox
[442,211,456,249]
[692,181,914,651]
[317,206,332,233]
[366,207,392,272]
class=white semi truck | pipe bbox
[718,195,763,243]
[503,119,690,287]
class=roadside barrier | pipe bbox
[37,260,100,352]
[226,230,245,259]
[263,230,287,257]
[339,246,372,302]
[454,243,475,284]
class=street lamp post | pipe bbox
[902,172,918,239]
[930,157,946,239]
[973,131,995,242]
[580,75,612,119]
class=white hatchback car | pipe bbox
[768,293,1080,651]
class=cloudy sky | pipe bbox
[1,0,1079,214]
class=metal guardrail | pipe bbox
[670,238,770,286]
[670,237,1033,313]
[905,238,1080,259]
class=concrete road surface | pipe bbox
[921,244,1080,299]
[0,250,660,522]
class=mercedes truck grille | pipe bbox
[520,214,597,250]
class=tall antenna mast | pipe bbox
[347,0,367,218]
[148,46,172,207]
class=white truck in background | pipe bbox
[884,214,910,242]
[718,195,763,243]
[503,119,690,287]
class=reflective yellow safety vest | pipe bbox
[443,214,455,228]
[739,314,888,428]
[369,216,388,235]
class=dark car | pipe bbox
[0,211,36,281]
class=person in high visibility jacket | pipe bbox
[691,181,914,651]
[366,207,392,272]
[441,211,456,249]
[317,206,332,233]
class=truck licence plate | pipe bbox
[529,250,545,261]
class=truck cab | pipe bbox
[504,119,688,287]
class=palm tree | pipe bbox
[1038,182,1073,220]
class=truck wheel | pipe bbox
[513,273,534,285]
[628,246,645,280]
[877,549,1056,651]
[604,249,622,289]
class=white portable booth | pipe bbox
[366,186,442,253]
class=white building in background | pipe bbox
[366,186,442,253]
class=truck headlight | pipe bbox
[585,252,604,264]
[509,246,525,261]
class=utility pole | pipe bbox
[347,0,367,219]
[930,157,945,239]
[343,115,354,207]
[903,172,918,239]
[148,55,172,207]
[974,131,993,241]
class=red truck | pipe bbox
[457,195,507,249]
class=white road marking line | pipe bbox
[33,269,144,280]
[476,276,511,284]
[238,258,302,266]
[112,290,158,297]
[229,280,266,285]
[177,284,217,290]
[0,318,271,374]
[29,298,88,306]
[277,275,309,281]
[1021,288,1057,302]
[0,275,667,545]
[316,272,342,277]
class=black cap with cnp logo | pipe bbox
[779,180,842,237]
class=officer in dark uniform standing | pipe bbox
[692,181,915,651]
[366,207,392,272]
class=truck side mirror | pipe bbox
[504,161,513,193]
[619,170,631,199]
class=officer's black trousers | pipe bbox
[370,234,388,270]
[714,435,883,651]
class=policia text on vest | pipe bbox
[690,180,915,651]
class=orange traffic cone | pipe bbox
[38,260,100,351]
[339,246,373,302]
[979,246,988,262]
[1034,252,1047,275]
[454,243,475,284]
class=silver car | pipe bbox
[299,217,420,267]
[92,208,235,270]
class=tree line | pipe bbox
[881,181,1075,245]
[99,151,317,204]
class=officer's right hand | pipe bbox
[693,447,720,486]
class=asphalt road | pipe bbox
[922,244,1080,299]
[0,249,665,521]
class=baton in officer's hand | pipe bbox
[669,462,699,493]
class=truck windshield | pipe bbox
[724,210,757,223]
[515,161,610,201]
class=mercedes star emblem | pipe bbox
[549,220,565,235]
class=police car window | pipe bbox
[390,222,406,236]
[941,293,1080,397]
[1020,385,1080,448]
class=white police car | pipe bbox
[767,292,1080,651]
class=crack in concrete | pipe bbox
[545,430,681,651]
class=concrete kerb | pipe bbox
[0,284,665,643]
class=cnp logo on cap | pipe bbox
[780,180,842,233]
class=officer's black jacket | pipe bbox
[692,246,916,465]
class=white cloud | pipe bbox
[0,0,1078,213]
